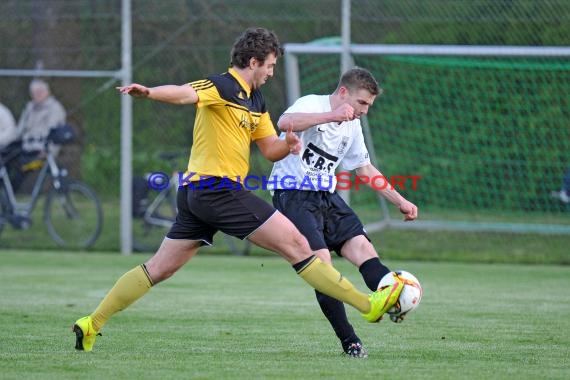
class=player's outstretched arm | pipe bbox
[117,83,198,105]
[277,104,355,132]
[355,164,418,221]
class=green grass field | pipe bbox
[0,250,569,380]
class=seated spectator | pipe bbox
[10,79,67,191]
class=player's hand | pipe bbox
[116,83,150,98]
[285,123,301,154]
[331,103,356,124]
[398,200,418,221]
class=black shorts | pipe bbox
[272,190,368,255]
[167,178,276,245]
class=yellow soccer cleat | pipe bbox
[361,273,404,323]
[72,316,101,352]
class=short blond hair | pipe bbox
[336,67,382,96]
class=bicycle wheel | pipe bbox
[132,217,173,252]
[44,180,103,249]
[132,188,176,252]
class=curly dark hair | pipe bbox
[230,27,284,68]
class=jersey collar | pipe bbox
[228,67,251,98]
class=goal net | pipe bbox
[284,41,570,235]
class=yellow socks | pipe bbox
[296,257,370,313]
[89,259,371,332]
[90,265,153,331]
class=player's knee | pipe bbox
[291,230,311,252]
[342,236,377,261]
[279,230,312,261]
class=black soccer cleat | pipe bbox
[342,341,368,358]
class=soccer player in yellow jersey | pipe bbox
[72,27,404,352]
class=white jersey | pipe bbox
[268,94,370,192]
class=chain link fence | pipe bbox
[0,0,568,250]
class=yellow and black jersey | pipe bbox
[185,67,277,183]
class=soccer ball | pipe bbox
[378,270,423,323]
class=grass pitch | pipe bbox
[0,250,568,380]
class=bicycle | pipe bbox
[0,124,103,249]
[131,152,252,255]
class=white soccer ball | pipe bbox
[378,270,423,322]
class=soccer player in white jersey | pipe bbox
[268,67,418,358]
